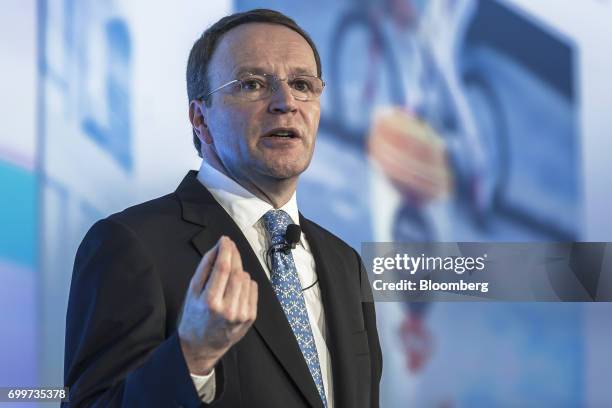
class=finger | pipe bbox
[223,242,249,322]
[229,240,244,278]
[190,239,221,295]
[223,269,247,323]
[203,236,233,306]
[222,242,246,317]
[238,272,251,322]
[247,280,258,322]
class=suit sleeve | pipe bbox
[356,250,383,408]
[63,218,203,407]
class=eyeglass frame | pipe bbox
[198,72,326,102]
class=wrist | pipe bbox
[190,363,215,376]
[179,337,223,375]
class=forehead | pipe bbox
[210,23,318,78]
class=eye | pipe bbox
[291,78,313,93]
[241,77,266,92]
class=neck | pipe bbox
[205,154,297,209]
[242,176,297,209]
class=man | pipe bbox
[64,9,382,408]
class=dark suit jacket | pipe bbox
[64,171,382,407]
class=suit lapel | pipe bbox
[300,215,360,408]
[176,171,324,408]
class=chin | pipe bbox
[264,161,309,180]
[256,153,312,179]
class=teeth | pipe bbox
[271,130,293,137]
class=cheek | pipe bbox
[213,105,258,150]
[220,102,263,133]
[305,105,321,136]
[312,108,321,128]
[307,102,321,122]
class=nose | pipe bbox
[267,81,297,114]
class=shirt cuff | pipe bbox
[190,368,216,403]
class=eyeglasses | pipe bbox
[201,72,325,102]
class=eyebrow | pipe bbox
[233,66,318,77]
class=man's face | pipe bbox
[197,23,321,185]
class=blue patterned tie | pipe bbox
[262,209,328,408]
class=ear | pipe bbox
[189,99,213,145]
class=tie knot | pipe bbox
[263,209,293,245]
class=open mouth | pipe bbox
[264,128,299,139]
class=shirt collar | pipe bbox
[196,160,300,231]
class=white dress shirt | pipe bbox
[189,160,334,406]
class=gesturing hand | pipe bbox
[178,236,258,375]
